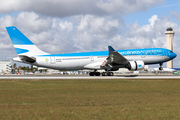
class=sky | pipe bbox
[0,0,180,68]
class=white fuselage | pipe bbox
[30,55,169,70]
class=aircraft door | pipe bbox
[162,50,166,56]
[141,50,145,58]
[50,57,56,64]
[91,56,94,61]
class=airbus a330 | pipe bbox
[6,26,177,76]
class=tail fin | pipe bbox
[6,26,48,56]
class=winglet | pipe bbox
[108,46,115,52]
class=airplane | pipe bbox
[153,68,180,72]
[6,26,177,76]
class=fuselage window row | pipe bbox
[56,57,90,61]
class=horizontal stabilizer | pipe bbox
[19,55,36,63]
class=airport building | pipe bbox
[165,27,175,68]
[0,61,12,73]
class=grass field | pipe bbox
[1,79,180,120]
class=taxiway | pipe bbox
[0,75,180,79]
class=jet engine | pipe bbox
[126,61,144,71]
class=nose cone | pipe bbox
[170,52,177,60]
[173,52,177,59]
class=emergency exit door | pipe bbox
[50,57,56,64]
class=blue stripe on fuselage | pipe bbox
[37,48,169,57]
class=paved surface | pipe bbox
[0,75,180,79]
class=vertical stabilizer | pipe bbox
[6,26,48,56]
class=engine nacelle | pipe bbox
[126,61,144,71]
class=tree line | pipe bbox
[12,63,47,73]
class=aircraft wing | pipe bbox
[99,46,129,71]
[105,46,128,66]
[84,46,128,70]
[18,55,36,63]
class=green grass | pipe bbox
[1,79,180,120]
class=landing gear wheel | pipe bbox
[89,72,100,76]
[102,72,108,76]
[159,63,163,71]
[95,72,100,76]
[89,72,95,76]
[108,72,114,76]
[102,72,114,76]
[159,67,163,71]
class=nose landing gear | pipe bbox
[159,63,163,70]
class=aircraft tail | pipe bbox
[6,26,48,56]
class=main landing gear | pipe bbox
[102,72,114,76]
[89,70,100,76]
[89,70,114,76]
[159,63,163,70]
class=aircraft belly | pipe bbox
[143,56,169,64]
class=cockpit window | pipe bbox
[170,51,173,53]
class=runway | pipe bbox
[0,75,180,79]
